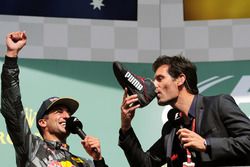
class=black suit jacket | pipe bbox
[119,94,250,167]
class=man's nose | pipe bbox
[62,111,70,118]
[153,80,159,94]
[153,80,158,88]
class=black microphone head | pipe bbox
[167,108,183,126]
[66,116,83,134]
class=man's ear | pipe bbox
[177,74,186,86]
[38,119,47,128]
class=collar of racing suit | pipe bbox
[44,140,69,151]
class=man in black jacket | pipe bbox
[119,55,250,166]
[1,31,108,167]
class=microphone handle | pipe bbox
[76,127,87,140]
[76,127,98,153]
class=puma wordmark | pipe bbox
[113,61,156,108]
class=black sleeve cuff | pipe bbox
[93,158,107,167]
[119,127,133,141]
[4,56,18,68]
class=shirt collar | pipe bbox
[188,95,197,119]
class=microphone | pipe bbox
[66,116,98,153]
[66,116,86,139]
[167,108,183,128]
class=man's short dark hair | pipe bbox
[152,54,199,95]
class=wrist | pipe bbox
[6,50,18,58]
[203,138,211,153]
[121,121,131,132]
[121,126,131,134]
[203,139,207,151]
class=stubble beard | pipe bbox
[157,96,177,106]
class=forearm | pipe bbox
[1,56,19,89]
[208,136,250,160]
[1,56,21,119]
[119,128,164,167]
[213,95,250,159]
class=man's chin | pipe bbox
[158,101,168,106]
[61,131,70,139]
[60,129,70,136]
[64,129,71,136]
[157,98,175,106]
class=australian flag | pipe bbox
[0,0,137,21]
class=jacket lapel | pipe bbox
[164,127,176,158]
[195,95,204,134]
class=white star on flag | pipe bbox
[90,0,105,10]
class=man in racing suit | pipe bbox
[1,31,108,167]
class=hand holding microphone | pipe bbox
[168,109,206,153]
[66,117,102,160]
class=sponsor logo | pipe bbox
[48,160,75,167]
[125,71,143,91]
[49,97,60,103]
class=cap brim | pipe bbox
[47,97,79,115]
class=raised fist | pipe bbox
[6,31,27,57]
